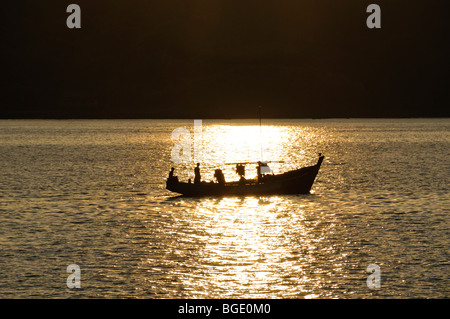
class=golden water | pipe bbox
[0,119,448,298]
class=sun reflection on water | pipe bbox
[201,125,285,164]
[157,196,334,298]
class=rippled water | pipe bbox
[0,119,448,298]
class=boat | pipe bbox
[166,107,324,197]
[165,155,324,197]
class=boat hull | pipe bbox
[166,156,324,197]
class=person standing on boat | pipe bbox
[257,161,262,184]
[168,167,175,179]
[194,163,201,184]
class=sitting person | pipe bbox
[167,167,178,183]
[214,169,226,186]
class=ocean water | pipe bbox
[0,118,448,298]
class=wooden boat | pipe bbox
[166,155,324,197]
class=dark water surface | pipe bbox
[0,119,448,298]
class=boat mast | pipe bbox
[259,105,263,162]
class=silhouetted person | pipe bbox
[194,163,201,184]
[257,161,262,184]
[214,169,225,186]
[236,164,245,177]
[167,167,178,183]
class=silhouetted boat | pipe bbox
[166,155,324,197]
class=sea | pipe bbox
[0,118,448,298]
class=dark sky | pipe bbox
[1,0,449,118]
